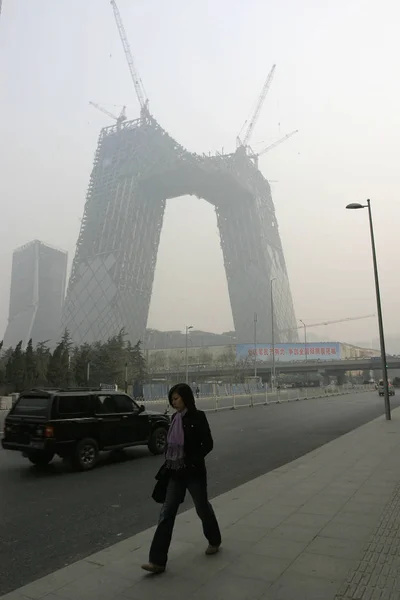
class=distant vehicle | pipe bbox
[378,381,395,397]
[1,388,169,471]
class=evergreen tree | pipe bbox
[99,330,127,386]
[47,342,65,387]
[127,340,147,397]
[6,341,25,392]
[60,329,73,387]
[35,341,51,386]
[72,343,92,387]
[131,340,147,382]
[24,339,36,389]
[0,341,5,386]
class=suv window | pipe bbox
[57,395,91,416]
[114,395,135,413]
[12,395,50,417]
[95,394,137,414]
[95,395,118,414]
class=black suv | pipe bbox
[1,388,170,470]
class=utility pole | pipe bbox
[271,278,276,389]
[253,312,258,378]
[185,325,193,384]
[300,319,308,386]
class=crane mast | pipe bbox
[110,0,148,116]
[240,64,276,148]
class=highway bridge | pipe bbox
[151,357,400,381]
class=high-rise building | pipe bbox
[3,240,67,348]
[63,116,298,346]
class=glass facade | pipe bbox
[64,117,298,346]
[4,240,67,349]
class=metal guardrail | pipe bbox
[139,384,374,413]
[0,385,373,416]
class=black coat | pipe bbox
[152,409,213,503]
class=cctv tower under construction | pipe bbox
[62,1,298,347]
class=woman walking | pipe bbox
[142,383,221,574]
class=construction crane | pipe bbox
[281,314,376,334]
[89,102,127,128]
[237,64,276,149]
[250,130,298,167]
[110,0,149,117]
[258,130,298,157]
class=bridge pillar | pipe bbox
[329,371,346,385]
[337,372,346,385]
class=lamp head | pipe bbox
[346,203,365,210]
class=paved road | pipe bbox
[0,392,398,595]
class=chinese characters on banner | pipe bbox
[236,343,342,363]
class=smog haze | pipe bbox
[1,0,400,349]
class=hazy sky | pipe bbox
[1,0,400,348]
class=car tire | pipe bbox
[27,451,54,466]
[148,427,167,455]
[73,438,99,471]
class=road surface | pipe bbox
[0,391,397,595]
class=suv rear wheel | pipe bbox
[73,438,99,471]
[28,451,54,466]
[148,427,167,455]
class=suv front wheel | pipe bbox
[73,438,99,471]
[148,427,167,455]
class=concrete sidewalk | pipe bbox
[3,409,400,600]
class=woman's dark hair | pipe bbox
[168,383,197,412]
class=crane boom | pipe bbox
[258,129,298,157]
[242,64,276,147]
[280,314,376,334]
[89,101,118,121]
[301,314,376,329]
[110,0,148,114]
[89,102,127,129]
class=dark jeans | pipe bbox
[149,473,221,567]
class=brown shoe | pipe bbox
[141,563,165,574]
[205,544,220,556]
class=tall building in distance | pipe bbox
[63,115,298,346]
[3,240,67,349]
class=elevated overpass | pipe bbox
[151,357,400,380]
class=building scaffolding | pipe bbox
[63,114,298,346]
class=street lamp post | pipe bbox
[185,325,193,384]
[271,278,276,389]
[346,199,391,420]
[300,319,308,386]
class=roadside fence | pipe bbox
[140,383,374,414]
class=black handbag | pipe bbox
[151,465,186,504]
[152,476,169,503]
